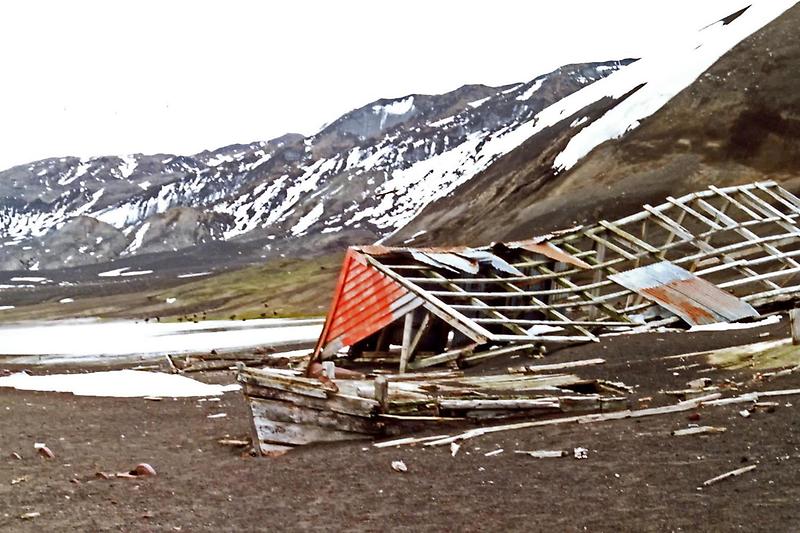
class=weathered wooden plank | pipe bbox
[399,312,415,374]
[671,426,726,436]
[437,398,561,410]
[702,465,757,487]
[248,397,382,434]
[407,344,476,370]
[508,358,605,374]
[241,382,378,417]
[251,418,372,446]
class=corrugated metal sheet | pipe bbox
[315,249,424,356]
[608,261,759,326]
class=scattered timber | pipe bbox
[701,464,757,487]
[379,387,800,448]
[514,450,567,458]
[671,426,727,436]
[238,365,632,455]
[309,181,800,374]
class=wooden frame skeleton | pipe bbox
[310,181,800,372]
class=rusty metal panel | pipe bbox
[506,240,591,269]
[317,249,424,355]
[609,261,759,326]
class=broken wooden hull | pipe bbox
[238,365,631,455]
[239,368,398,455]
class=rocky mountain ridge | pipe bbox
[0,60,630,270]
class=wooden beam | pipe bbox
[399,312,415,374]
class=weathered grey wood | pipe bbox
[702,464,757,487]
[373,434,451,448]
[461,343,539,365]
[407,312,432,357]
[241,382,378,417]
[374,375,389,412]
[420,397,710,447]
[508,358,605,374]
[791,309,800,345]
[399,312,415,373]
[407,344,475,370]
[671,426,726,436]
[252,418,371,446]
[248,397,382,434]
[437,398,560,410]
[514,450,567,458]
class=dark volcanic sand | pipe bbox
[1,322,799,532]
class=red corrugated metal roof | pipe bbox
[314,249,423,357]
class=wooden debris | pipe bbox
[671,426,727,436]
[702,464,757,487]
[514,450,566,458]
[374,435,450,448]
[791,308,800,345]
[409,386,800,447]
[20,512,40,520]
[508,358,605,374]
[218,438,250,447]
[11,476,27,485]
[484,449,504,457]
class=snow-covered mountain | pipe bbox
[1,0,795,274]
[0,60,629,270]
[392,1,800,246]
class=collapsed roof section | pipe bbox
[312,181,800,372]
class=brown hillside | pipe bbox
[392,4,800,247]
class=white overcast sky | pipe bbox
[0,0,751,170]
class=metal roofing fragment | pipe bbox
[608,262,759,326]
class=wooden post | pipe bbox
[399,312,415,374]
[791,309,800,345]
[322,361,335,379]
[374,375,388,412]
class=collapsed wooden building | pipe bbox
[239,180,800,454]
[309,180,800,372]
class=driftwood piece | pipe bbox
[702,464,757,487]
[508,358,606,374]
[514,450,567,458]
[671,426,727,436]
[373,434,451,448]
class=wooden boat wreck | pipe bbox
[238,180,800,455]
[238,364,630,455]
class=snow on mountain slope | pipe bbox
[213,62,628,242]
[0,59,629,271]
[388,1,800,249]
[550,1,798,172]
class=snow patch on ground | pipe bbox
[0,318,323,361]
[689,314,781,332]
[0,370,239,398]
